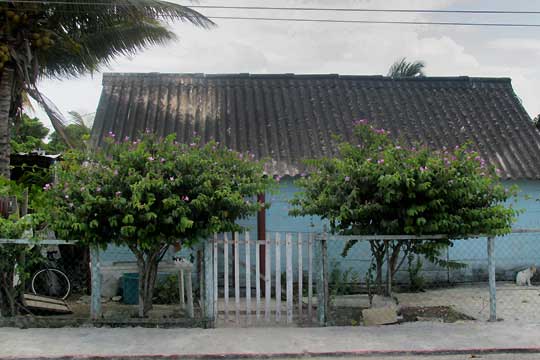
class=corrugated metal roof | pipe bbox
[91,73,540,179]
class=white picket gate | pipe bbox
[206,231,326,327]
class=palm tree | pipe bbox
[388,57,426,78]
[48,111,93,153]
[0,1,213,176]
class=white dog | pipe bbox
[516,266,536,286]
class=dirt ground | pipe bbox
[395,282,540,322]
[6,283,539,328]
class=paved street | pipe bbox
[1,322,540,359]
[278,357,540,360]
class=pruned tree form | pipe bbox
[291,119,517,295]
[46,134,273,317]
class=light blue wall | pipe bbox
[101,178,540,284]
[256,178,540,284]
[260,178,540,232]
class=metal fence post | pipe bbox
[316,228,329,326]
[204,238,215,327]
[385,240,392,297]
[90,246,102,320]
[487,236,497,322]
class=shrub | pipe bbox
[291,120,518,294]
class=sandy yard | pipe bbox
[395,282,540,322]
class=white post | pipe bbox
[234,232,240,324]
[179,269,185,309]
[275,232,281,322]
[308,233,313,321]
[185,269,194,318]
[297,233,303,320]
[90,247,102,321]
[224,233,229,322]
[245,231,252,324]
[213,234,218,322]
[286,233,293,324]
[255,236,261,321]
[204,239,214,325]
[264,234,271,322]
[488,236,497,322]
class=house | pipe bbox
[91,73,540,290]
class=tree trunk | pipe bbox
[135,250,161,318]
[370,241,386,295]
[0,266,16,316]
[0,68,13,178]
[388,242,403,290]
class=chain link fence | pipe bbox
[325,229,540,326]
[0,240,206,327]
[0,240,90,326]
[2,228,539,327]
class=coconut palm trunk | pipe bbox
[0,69,13,178]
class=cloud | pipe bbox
[487,38,540,56]
[32,0,540,130]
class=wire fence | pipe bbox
[325,229,540,326]
[1,228,539,327]
[0,239,206,327]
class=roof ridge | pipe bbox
[101,72,512,83]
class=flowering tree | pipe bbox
[0,178,46,316]
[47,134,272,317]
[291,120,517,293]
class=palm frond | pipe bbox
[41,19,176,78]
[388,57,426,78]
[40,0,214,29]
[26,86,72,148]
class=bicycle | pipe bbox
[30,249,71,300]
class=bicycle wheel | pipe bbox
[31,268,71,300]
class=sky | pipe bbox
[34,0,540,130]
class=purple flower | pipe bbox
[190,143,196,147]
[353,118,368,125]
[169,176,175,181]
[113,169,118,176]
[420,166,428,172]
[96,187,101,192]
[239,153,244,159]
[148,156,155,161]
[300,172,307,177]
[108,131,116,138]
[395,146,402,150]
[344,176,350,182]
[43,183,52,191]
[115,191,122,197]
[275,175,282,183]
[181,195,190,202]
[160,158,166,163]
[124,136,130,142]
[377,159,385,164]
